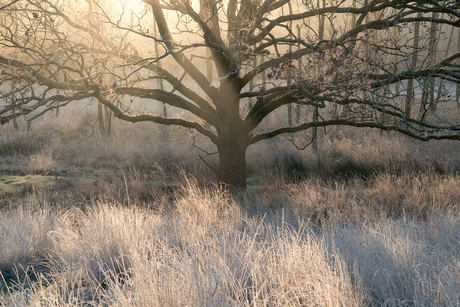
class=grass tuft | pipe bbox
[0,113,460,306]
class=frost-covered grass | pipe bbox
[0,112,459,306]
[1,178,459,306]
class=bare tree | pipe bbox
[405,12,422,119]
[1,0,460,188]
[311,0,326,153]
[457,26,460,108]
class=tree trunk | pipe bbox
[260,43,266,85]
[287,1,293,127]
[457,82,460,108]
[457,26,460,108]
[296,25,302,124]
[12,118,18,131]
[429,12,440,114]
[98,102,106,136]
[206,47,213,84]
[405,12,421,118]
[312,0,325,153]
[55,88,60,117]
[105,105,112,134]
[312,107,318,152]
[215,79,248,189]
[419,11,438,117]
[248,51,257,110]
[217,135,248,189]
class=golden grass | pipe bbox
[0,111,459,306]
[1,183,458,306]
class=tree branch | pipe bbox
[144,0,213,98]
[115,87,217,126]
[249,119,460,145]
[94,89,219,144]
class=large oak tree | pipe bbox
[1,0,460,188]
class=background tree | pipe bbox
[405,12,422,119]
[1,0,460,188]
[458,26,460,107]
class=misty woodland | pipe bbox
[0,0,459,306]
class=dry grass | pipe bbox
[1,182,458,306]
[0,204,55,277]
[0,111,459,306]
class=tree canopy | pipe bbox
[1,0,460,187]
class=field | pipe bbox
[0,110,459,306]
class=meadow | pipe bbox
[0,109,459,306]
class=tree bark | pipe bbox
[217,134,248,189]
[296,25,302,124]
[312,0,325,153]
[215,79,248,189]
[419,11,438,117]
[405,12,422,118]
[457,26,460,108]
[287,1,293,127]
[12,118,18,131]
[98,102,106,136]
[457,80,460,108]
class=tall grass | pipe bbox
[329,215,460,306]
[0,204,55,276]
[0,112,459,306]
[1,177,459,306]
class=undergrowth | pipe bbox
[0,113,459,306]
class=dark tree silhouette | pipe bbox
[1,0,460,188]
